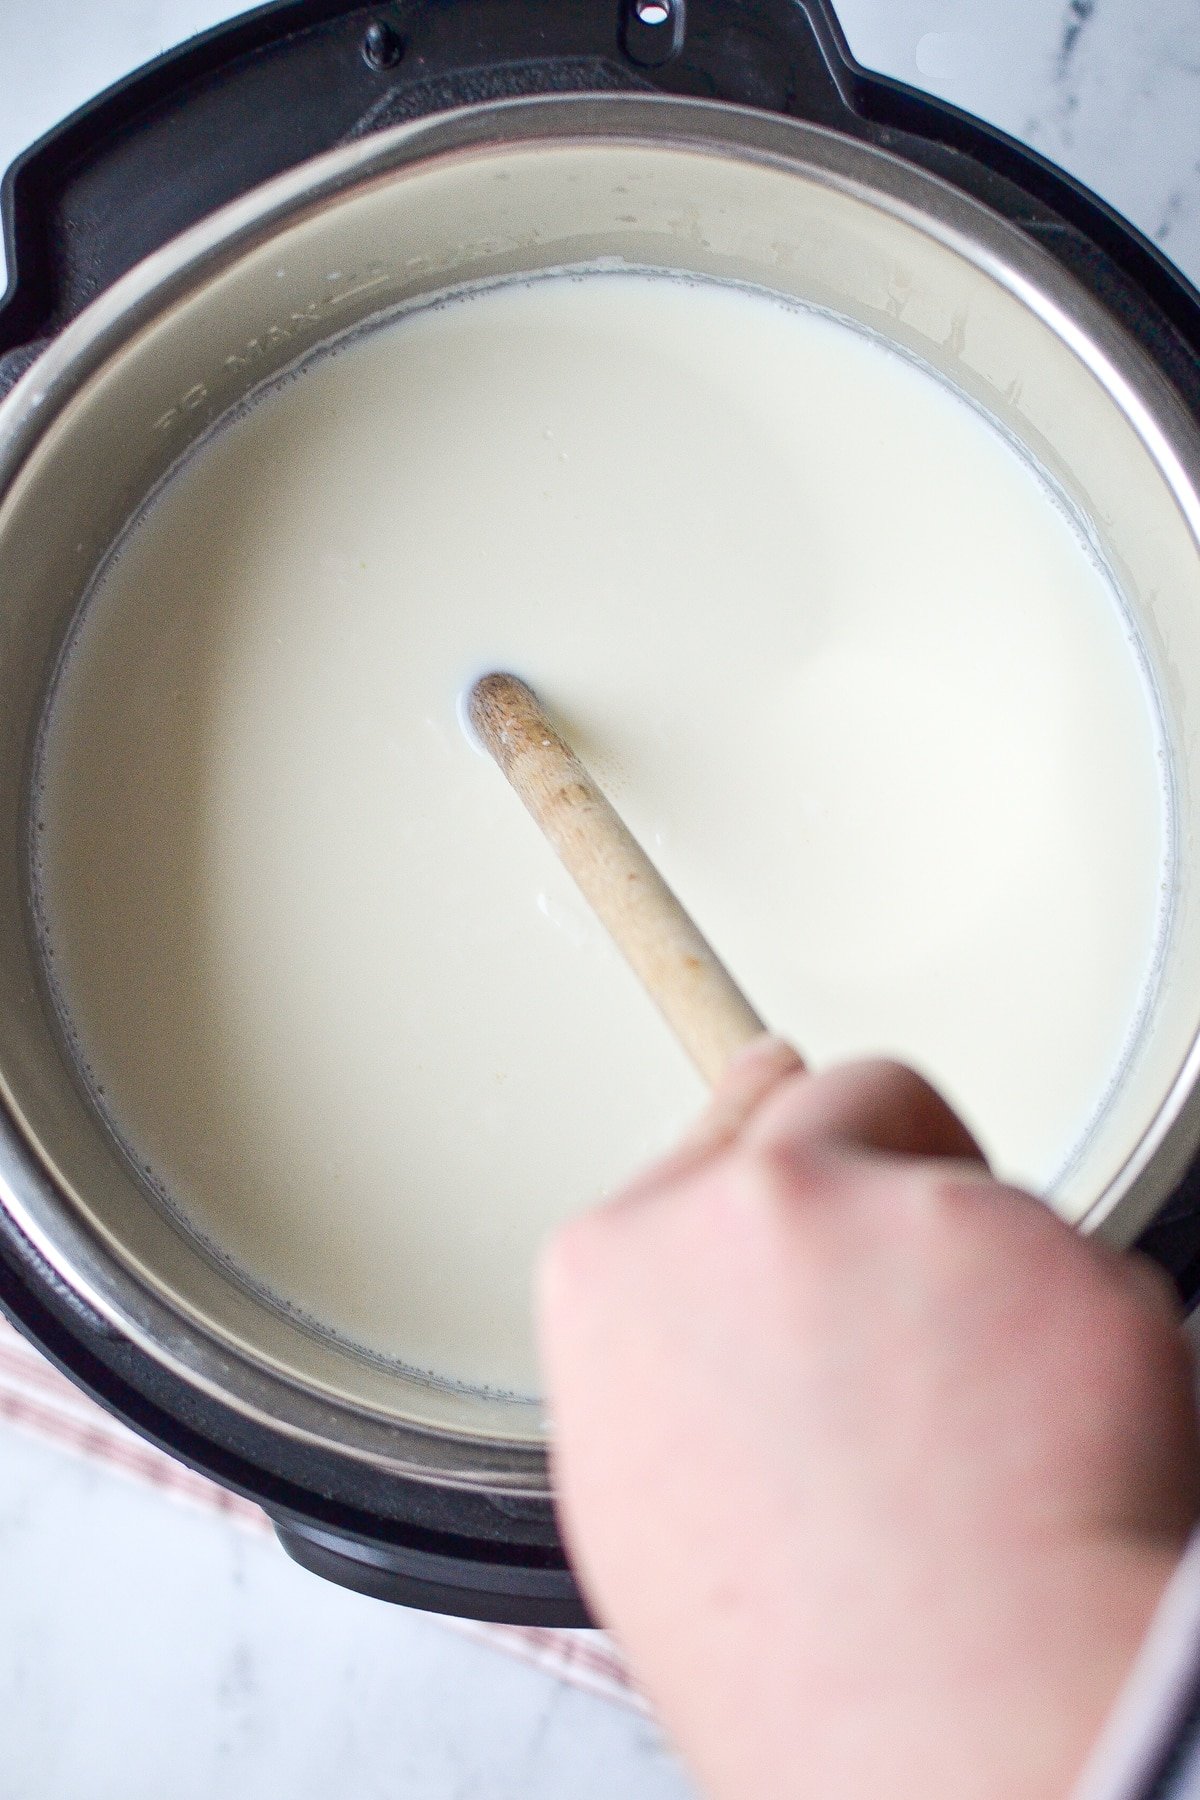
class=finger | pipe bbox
[745,1057,988,1166]
[679,1035,806,1157]
[611,1036,806,1207]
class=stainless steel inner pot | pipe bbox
[2,93,1200,1500]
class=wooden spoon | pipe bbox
[467,672,766,1085]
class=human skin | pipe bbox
[538,1039,1200,1800]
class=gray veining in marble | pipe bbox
[0,1430,694,1800]
[834,0,1200,284]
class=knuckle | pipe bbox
[735,1136,841,1212]
[855,1056,932,1096]
[776,1057,982,1163]
[873,1167,970,1244]
[833,1057,940,1116]
[860,1061,980,1154]
[872,1168,1026,1263]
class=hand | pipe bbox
[538,1040,1200,1800]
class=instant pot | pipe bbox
[2,0,1200,1629]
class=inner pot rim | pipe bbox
[2,92,1199,1492]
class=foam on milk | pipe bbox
[33,270,1171,1398]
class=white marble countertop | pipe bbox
[1,4,1198,1796]
[0,1426,690,1800]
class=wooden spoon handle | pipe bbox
[468,672,766,1086]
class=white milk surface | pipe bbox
[36,272,1167,1397]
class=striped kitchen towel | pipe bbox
[0,1311,637,1712]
